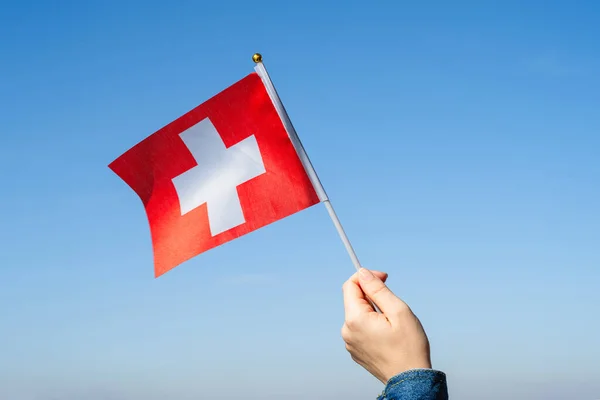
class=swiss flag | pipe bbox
[109,72,321,277]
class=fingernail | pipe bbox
[359,268,374,281]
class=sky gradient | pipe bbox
[1,1,599,399]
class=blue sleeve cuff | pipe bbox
[376,369,448,400]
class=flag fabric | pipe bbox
[109,72,321,277]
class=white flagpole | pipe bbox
[252,53,381,313]
[252,53,362,273]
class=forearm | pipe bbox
[376,369,448,400]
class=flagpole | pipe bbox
[252,54,381,313]
[253,53,382,313]
[252,53,363,271]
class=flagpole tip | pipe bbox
[252,53,263,63]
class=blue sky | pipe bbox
[1,1,599,399]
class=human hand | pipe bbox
[341,268,432,383]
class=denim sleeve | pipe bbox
[376,369,448,400]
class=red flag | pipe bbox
[109,72,321,277]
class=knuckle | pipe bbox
[341,280,350,292]
[344,316,361,331]
[345,343,352,353]
[369,283,389,298]
[399,302,412,313]
[392,301,412,317]
[341,325,352,342]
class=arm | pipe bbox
[377,369,448,400]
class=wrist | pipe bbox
[384,361,433,383]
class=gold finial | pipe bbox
[252,53,263,63]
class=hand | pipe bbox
[341,268,432,384]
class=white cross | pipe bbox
[171,118,266,236]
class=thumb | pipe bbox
[358,268,404,315]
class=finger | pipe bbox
[342,270,387,319]
[344,270,388,290]
[343,278,370,319]
[352,273,383,313]
[371,270,388,282]
[357,268,406,316]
